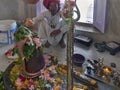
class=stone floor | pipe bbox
[74,42,120,70]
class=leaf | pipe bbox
[14,25,32,42]
[23,43,35,59]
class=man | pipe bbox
[25,0,69,48]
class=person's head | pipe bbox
[43,0,60,15]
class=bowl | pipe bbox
[72,54,85,66]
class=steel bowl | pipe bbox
[72,54,85,66]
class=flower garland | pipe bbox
[9,54,67,90]
[62,0,75,18]
[61,0,75,24]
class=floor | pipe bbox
[74,42,120,70]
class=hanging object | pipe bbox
[23,0,39,4]
[73,0,81,21]
[62,0,80,23]
[62,0,80,90]
[61,0,75,25]
[63,0,75,90]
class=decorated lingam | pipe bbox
[3,25,68,90]
[13,25,45,78]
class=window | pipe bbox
[73,0,94,24]
[74,0,107,33]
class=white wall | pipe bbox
[0,0,36,20]
[0,0,18,20]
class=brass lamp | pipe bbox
[102,66,113,75]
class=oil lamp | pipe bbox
[102,66,113,75]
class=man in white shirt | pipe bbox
[26,0,69,48]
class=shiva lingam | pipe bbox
[14,25,45,78]
[21,49,45,78]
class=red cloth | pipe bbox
[43,0,60,9]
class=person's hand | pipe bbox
[24,18,34,29]
[50,29,61,37]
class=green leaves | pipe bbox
[38,78,47,87]
[14,25,32,42]
[14,25,43,61]
[23,43,35,60]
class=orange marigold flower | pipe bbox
[54,86,60,90]
[44,69,49,73]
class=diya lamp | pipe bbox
[102,66,113,75]
[100,66,113,82]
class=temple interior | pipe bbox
[0,0,120,90]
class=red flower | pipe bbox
[65,0,75,8]
[19,75,26,81]
[62,0,75,18]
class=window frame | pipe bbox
[75,0,107,33]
